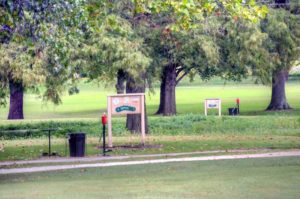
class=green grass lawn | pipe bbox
[0,79,300,198]
[1,114,300,161]
[2,134,300,161]
[0,79,299,161]
[1,157,300,199]
[0,79,299,119]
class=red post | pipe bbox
[236,98,240,114]
[102,113,107,125]
[101,113,108,156]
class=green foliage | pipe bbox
[0,42,45,90]
[262,9,300,73]
[217,19,269,82]
[130,0,269,87]
[217,8,300,84]
[70,1,153,86]
[79,0,269,88]
[0,120,99,139]
[80,28,151,83]
[135,0,268,30]
[0,0,90,106]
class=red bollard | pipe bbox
[101,113,108,156]
[102,113,107,125]
[236,98,240,114]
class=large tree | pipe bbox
[0,0,87,119]
[147,27,219,115]
[217,4,299,111]
[263,8,300,110]
[77,0,154,133]
[132,0,268,116]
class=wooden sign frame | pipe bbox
[107,93,145,147]
[204,98,222,116]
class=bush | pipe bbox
[288,74,300,81]
[0,121,100,139]
[0,114,299,139]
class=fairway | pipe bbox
[1,157,300,199]
[0,81,300,120]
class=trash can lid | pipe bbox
[68,132,86,137]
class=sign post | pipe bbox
[204,98,222,116]
[107,93,145,148]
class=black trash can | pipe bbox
[68,133,86,157]
[228,108,238,116]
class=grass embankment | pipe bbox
[1,157,300,199]
[1,115,300,161]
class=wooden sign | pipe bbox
[110,96,141,115]
[204,98,221,116]
[107,93,145,147]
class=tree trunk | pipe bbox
[156,64,177,116]
[8,79,24,120]
[266,70,291,110]
[115,70,126,94]
[126,76,148,134]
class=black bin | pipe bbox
[228,108,238,116]
[68,133,86,157]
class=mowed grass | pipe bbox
[0,80,300,199]
[1,157,300,199]
[2,135,300,161]
[0,79,300,119]
[1,114,300,161]
[0,79,299,161]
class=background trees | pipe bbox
[138,0,268,116]
[2,0,298,123]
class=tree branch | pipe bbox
[176,71,188,85]
[176,67,184,76]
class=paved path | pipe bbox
[0,148,271,167]
[1,150,300,175]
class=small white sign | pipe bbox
[205,99,221,116]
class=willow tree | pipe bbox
[76,5,152,132]
[0,0,87,119]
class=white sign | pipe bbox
[107,93,145,147]
[205,99,221,116]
